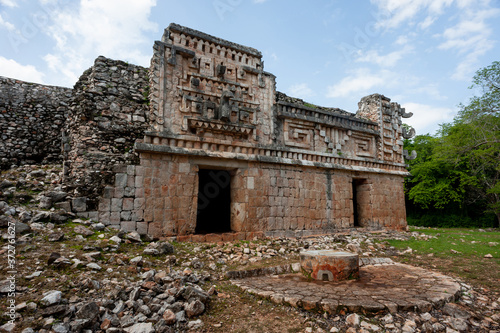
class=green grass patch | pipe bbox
[387,227,499,258]
[386,227,500,291]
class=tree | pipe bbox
[405,61,500,226]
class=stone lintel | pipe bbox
[135,142,410,176]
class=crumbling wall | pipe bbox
[63,56,150,213]
[0,77,72,169]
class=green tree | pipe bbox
[405,61,500,226]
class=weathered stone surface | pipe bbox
[0,77,71,169]
[300,250,359,281]
[231,263,461,315]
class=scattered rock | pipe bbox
[47,252,61,265]
[14,221,30,234]
[48,232,65,242]
[87,263,102,270]
[40,290,62,306]
[74,225,94,236]
[109,235,122,243]
[346,313,360,326]
[126,231,142,242]
[130,256,143,265]
[123,322,154,333]
[76,301,99,321]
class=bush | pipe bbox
[407,213,497,228]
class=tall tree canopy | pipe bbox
[405,61,500,226]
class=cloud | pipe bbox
[371,0,500,81]
[418,15,436,29]
[437,7,500,80]
[371,0,454,29]
[402,102,456,135]
[253,0,268,3]
[0,0,18,7]
[288,83,315,99]
[355,46,413,67]
[42,0,158,86]
[0,56,45,83]
[0,13,15,31]
[326,68,395,98]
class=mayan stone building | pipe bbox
[130,23,415,240]
[0,23,416,241]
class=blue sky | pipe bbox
[1,0,499,135]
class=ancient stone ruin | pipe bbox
[0,23,416,240]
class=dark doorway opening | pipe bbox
[196,169,231,234]
[352,179,365,227]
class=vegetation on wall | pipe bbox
[405,61,500,228]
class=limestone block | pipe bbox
[147,222,163,239]
[87,211,98,222]
[136,222,148,235]
[54,201,71,212]
[98,199,111,212]
[110,212,121,225]
[122,198,134,211]
[120,211,131,221]
[120,221,137,232]
[115,173,128,188]
[102,186,114,199]
[134,198,145,210]
[111,198,123,212]
[72,197,87,212]
[98,211,110,225]
[127,165,136,176]
[113,187,124,199]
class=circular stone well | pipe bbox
[300,250,359,281]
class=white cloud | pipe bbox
[418,15,436,29]
[42,0,158,86]
[253,0,268,3]
[371,0,454,29]
[288,83,315,99]
[0,56,45,83]
[326,68,395,98]
[438,7,500,80]
[402,102,456,135]
[355,46,413,67]
[0,0,18,7]
[371,0,500,81]
[0,13,15,31]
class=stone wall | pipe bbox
[0,77,72,169]
[63,56,150,212]
[131,152,406,240]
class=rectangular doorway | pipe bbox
[195,169,232,234]
[352,178,367,227]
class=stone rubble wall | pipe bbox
[63,56,150,213]
[0,77,72,169]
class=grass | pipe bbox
[387,227,499,257]
[385,226,500,291]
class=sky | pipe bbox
[1,0,499,136]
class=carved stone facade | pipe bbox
[130,24,416,240]
[0,23,416,240]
